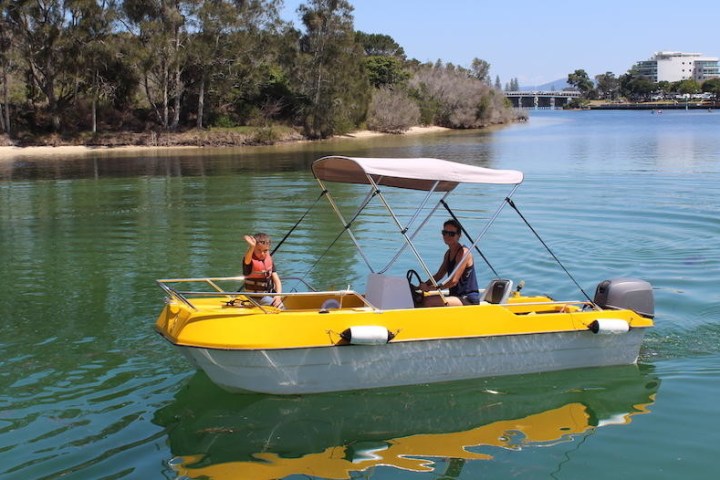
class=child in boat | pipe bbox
[243,232,284,308]
[419,219,480,307]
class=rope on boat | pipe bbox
[505,197,593,303]
[440,200,500,278]
[272,189,327,256]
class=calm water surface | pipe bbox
[1,110,719,479]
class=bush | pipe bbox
[366,87,421,133]
[250,126,280,145]
[408,64,515,128]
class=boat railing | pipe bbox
[156,276,376,312]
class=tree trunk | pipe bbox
[92,97,97,133]
[171,32,181,130]
[163,66,169,128]
[91,71,97,133]
[196,75,205,129]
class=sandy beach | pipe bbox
[0,126,450,161]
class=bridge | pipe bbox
[504,90,581,109]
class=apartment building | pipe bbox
[634,51,720,82]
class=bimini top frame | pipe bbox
[311,156,524,296]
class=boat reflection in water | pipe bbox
[155,365,659,479]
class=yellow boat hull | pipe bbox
[155,293,653,394]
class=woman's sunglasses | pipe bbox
[441,230,458,237]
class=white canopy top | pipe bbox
[312,156,523,192]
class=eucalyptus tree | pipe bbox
[63,0,123,133]
[122,0,190,129]
[0,11,13,133]
[567,69,594,97]
[185,0,285,129]
[470,57,491,84]
[296,0,369,138]
[4,0,83,131]
[594,72,619,100]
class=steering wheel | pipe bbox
[406,269,424,305]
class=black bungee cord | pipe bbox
[505,197,593,303]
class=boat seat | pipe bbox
[365,273,415,310]
[481,279,514,304]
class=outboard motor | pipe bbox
[594,278,654,318]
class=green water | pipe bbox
[1,110,720,479]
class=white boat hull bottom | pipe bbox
[180,330,647,395]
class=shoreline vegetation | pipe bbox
[0,2,522,157]
[0,125,452,161]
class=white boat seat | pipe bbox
[365,273,415,310]
[481,279,514,304]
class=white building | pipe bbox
[634,51,720,83]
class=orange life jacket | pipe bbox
[244,255,274,292]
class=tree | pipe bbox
[674,79,700,96]
[364,56,409,88]
[296,0,369,138]
[505,78,519,91]
[67,0,123,133]
[618,73,655,101]
[355,31,404,58]
[656,80,672,99]
[594,72,619,100]
[494,75,501,90]
[0,10,13,133]
[185,0,285,129]
[702,78,720,100]
[567,69,594,97]
[356,31,408,89]
[122,0,190,129]
[470,57,490,84]
[5,0,81,131]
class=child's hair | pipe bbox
[253,232,270,243]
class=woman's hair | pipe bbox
[443,219,462,235]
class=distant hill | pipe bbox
[518,78,573,91]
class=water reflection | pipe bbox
[155,366,659,479]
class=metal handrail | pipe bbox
[157,276,376,311]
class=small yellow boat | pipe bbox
[155,156,654,394]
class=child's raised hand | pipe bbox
[244,235,256,248]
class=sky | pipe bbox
[281,0,720,88]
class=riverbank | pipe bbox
[585,100,719,110]
[0,126,450,161]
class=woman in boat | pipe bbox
[243,232,284,308]
[419,219,480,307]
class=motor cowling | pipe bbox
[594,278,654,318]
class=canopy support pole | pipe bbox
[367,176,447,303]
[377,187,450,274]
